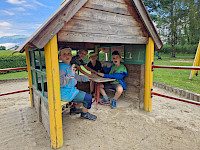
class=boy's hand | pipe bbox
[101,60,106,66]
[71,64,76,72]
[97,72,104,77]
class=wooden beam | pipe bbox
[144,37,154,112]
[58,31,148,44]
[61,18,144,36]
[25,47,33,107]
[32,0,88,49]
[73,7,141,27]
[84,0,132,15]
[44,34,63,149]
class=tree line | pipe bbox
[143,0,200,57]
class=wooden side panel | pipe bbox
[124,64,141,101]
[58,0,148,44]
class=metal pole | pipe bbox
[0,67,27,72]
[151,92,200,106]
[152,65,200,70]
[0,89,29,96]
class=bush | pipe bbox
[0,54,26,74]
[160,44,198,54]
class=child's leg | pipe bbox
[72,91,97,120]
[100,83,110,104]
[100,83,107,96]
[111,85,123,109]
[90,81,95,93]
[114,85,123,100]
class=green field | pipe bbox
[153,55,200,94]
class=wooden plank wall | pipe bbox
[58,0,148,44]
[124,64,144,109]
[33,90,50,136]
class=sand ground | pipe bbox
[0,79,200,150]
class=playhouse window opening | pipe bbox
[29,48,48,102]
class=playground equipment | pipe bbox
[152,65,200,106]
[189,40,200,80]
[12,0,163,148]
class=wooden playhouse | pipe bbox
[15,0,163,148]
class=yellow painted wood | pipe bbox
[44,34,63,149]
[144,37,154,112]
[49,35,63,148]
[189,41,200,80]
[25,47,33,106]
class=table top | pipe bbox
[90,76,116,83]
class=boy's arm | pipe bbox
[59,69,75,87]
[75,74,89,82]
[76,66,95,78]
[84,65,97,74]
[104,72,128,79]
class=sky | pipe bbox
[0,0,64,37]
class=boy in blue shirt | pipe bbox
[59,48,97,121]
[97,51,128,108]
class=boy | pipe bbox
[70,49,97,78]
[59,48,97,121]
[87,52,104,97]
[97,51,128,109]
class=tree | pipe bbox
[143,0,200,56]
[0,46,6,50]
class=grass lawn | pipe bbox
[0,50,25,56]
[0,71,28,80]
[153,55,200,94]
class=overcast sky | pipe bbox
[0,0,64,37]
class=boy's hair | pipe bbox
[79,49,88,53]
[88,51,98,58]
[58,47,72,56]
[112,51,122,58]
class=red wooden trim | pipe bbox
[0,89,29,96]
[151,92,200,106]
[0,67,27,72]
[152,65,200,70]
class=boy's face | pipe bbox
[78,50,88,60]
[59,49,72,64]
[89,55,98,61]
[112,55,122,65]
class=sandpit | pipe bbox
[0,79,199,150]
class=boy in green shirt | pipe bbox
[97,51,128,108]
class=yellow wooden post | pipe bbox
[44,34,63,149]
[189,41,200,80]
[144,37,154,112]
[25,47,33,106]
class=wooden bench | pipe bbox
[61,101,73,112]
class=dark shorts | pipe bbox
[72,90,92,109]
[103,83,120,91]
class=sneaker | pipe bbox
[110,99,116,109]
[70,107,82,115]
[101,97,110,104]
[80,112,97,121]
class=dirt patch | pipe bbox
[0,80,200,150]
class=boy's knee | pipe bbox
[116,86,123,94]
[100,83,104,88]
[84,93,92,109]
